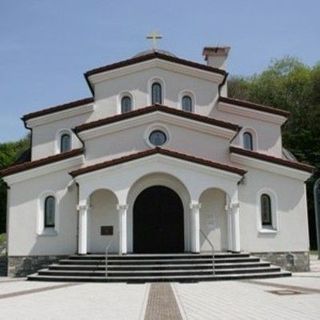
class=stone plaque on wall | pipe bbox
[100,226,113,236]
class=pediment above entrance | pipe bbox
[71,148,244,204]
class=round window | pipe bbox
[149,130,167,146]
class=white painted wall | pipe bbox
[238,168,310,252]
[89,189,119,253]
[212,107,283,157]
[93,67,219,118]
[199,188,228,251]
[84,121,231,165]
[31,114,90,160]
[7,170,78,256]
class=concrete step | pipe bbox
[28,271,291,283]
[27,252,291,283]
[59,257,260,265]
[38,266,281,277]
[49,261,271,271]
[68,253,250,260]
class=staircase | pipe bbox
[28,252,291,282]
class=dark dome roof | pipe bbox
[133,49,177,58]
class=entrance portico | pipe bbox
[72,150,244,255]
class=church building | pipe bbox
[1,45,314,281]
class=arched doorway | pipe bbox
[133,186,184,253]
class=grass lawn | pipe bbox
[0,233,6,246]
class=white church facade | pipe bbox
[1,47,314,277]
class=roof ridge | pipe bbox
[22,97,94,121]
[0,148,84,177]
[219,96,290,117]
[70,147,246,177]
[230,146,314,173]
[74,104,241,133]
[85,51,227,78]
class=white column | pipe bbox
[230,202,241,252]
[77,203,89,254]
[225,202,234,252]
[117,204,128,255]
[190,201,201,253]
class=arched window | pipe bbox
[243,132,253,150]
[152,82,162,104]
[121,96,132,113]
[60,133,71,153]
[44,196,55,228]
[182,95,193,112]
[261,194,272,226]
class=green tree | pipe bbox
[229,57,320,248]
[0,136,30,233]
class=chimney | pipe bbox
[202,46,230,70]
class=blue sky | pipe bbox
[0,0,318,142]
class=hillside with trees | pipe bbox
[0,136,30,234]
[0,57,319,247]
[229,57,320,248]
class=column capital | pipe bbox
[117,204,129,211]
[226,202,240,212]
[190,201,201,210]
[77,203,90,212]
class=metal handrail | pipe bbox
[105,238,114,277]
[200,229,215,275]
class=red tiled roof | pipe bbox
[74,104,241,133]
[0,149,84,177]
[85,51,227,78]
[230,146,314,173]
[219,97,290,117]
[70,147,247,177]
[22,98,94,121]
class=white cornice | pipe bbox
[218,102,287,125]
[77,112,237,141]
[74,154,242,183]
[87,59,224,87]
[26,104,95,128]
[4,155,84,185]
[230,153,311,181]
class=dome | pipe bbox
[133,49,177,58]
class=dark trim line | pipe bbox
[219,97,290,118]
[0,149,84,177]
[74,104,241,133]
[22,98,94,121]
[84,52,226,79]
[230,146,314,173]
[70,147,247,177]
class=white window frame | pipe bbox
[148,77,166,105]
[37,191,59,236]
[256,188,279,234]
[240,127,258,151]
[55,129,73,154]
[178,90,196,112]
[117,91,134,114]
[144,124,171,148]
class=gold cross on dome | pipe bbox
[146,31,162,49]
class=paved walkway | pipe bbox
[0,256,319,319]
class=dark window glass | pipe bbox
[149,130,167,146]
[121,96,132,113]
[60,134,71,153]
[152,82,162,104]
[45,196,55,228]
[182,95,192,112]
[261,194,272,226]
[243,132,253,150]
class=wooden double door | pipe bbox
[133,186,184,253]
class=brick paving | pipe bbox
[144,283,183,320]
[0,257,319,319]
[173,276,320,320]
